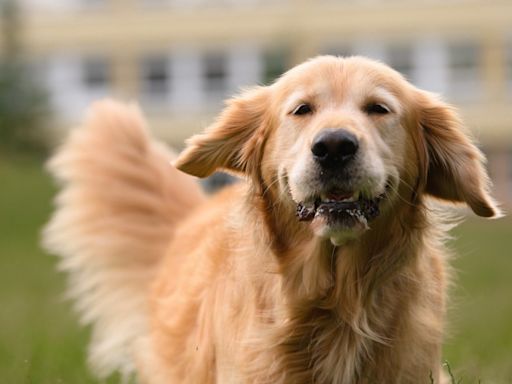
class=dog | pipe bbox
[43,56,500,383]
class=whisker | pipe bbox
[262,177,281,197]
[386,181,417,208]
[395,174,417,195]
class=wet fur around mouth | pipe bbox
[296,194,384,228]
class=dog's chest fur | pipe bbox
[238,235,423,384]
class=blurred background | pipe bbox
[0,0,511,383]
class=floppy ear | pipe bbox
[418,91,501,217]
[173,86,270,178]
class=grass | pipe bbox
[0,154,117,384]
[0,154,511,383]
[444,214,512,382]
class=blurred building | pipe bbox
[10,0,512,204]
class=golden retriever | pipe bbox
[44,56,500,383]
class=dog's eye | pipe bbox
[292,103,313,116]
[365,103,390,115]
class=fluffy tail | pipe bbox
[43,100,205,380]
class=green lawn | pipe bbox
[1,155,511,383]
[445,217,512,382]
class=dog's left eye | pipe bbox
[292,103,313,116]
[365,103,390,115]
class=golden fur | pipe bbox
[44,56,500,383]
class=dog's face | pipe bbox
[175,56,499,244]
[268,58,409,243]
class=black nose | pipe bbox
[311,128,359,168]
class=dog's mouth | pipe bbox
[296,189,384,229]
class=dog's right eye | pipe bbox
[292,103,313,116]
[365,103,391,115]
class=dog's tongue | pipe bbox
[326,192,352,201]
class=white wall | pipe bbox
[413,37,449,95]
[44,54,110,120]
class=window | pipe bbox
[203,52,227,95]
[82,56,110,90]
[140,55,170,99]
[387,44,414,81]
[447,41,481,99]
[263,49,288,85]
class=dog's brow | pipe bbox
[369,87,401,113]
[283,90,311,112]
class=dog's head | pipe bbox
[175,56,500,245]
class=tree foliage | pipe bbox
[0,0,51,154]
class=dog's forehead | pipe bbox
[276,56,410,103]
[275,56,409,115]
